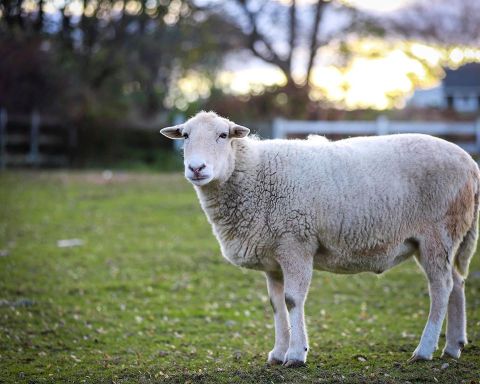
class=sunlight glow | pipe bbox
[309,49,428,109]
[277,0,413,12]
[344,0,414,12]
[126,0,141,15]
[65,0,84,16]
[20,0,39,13]
[449,48,465,65]
[409,43,443,67]
[214,42,480,110]
[84,1,98,17]
[178,72,212,101]
[344,53,420,109]
[217,68,287,95]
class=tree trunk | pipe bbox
[35,0,44,32]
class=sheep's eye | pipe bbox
[182,133,189,139]
[219,133,228,139]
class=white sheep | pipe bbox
[161,111,479,367]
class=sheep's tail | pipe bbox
[455,173,480,278]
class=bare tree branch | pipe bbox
[375,0,480,46]
[306,0,327,85]
[34,0,44,31]
[235,0,290,78]
[287,0,296,74]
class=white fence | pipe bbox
[272,116,480,156]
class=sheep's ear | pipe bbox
[230,124,250,138]
[160,124,184,139]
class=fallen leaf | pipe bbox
[354,354,367,362]
[57,239,84,248]
[70,354,81,362]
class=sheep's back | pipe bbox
[255,134,478,249]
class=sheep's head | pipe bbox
[160,111,250,187]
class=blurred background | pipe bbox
[0,0,479,169]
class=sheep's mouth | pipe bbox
[187,174,213,186]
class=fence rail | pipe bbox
[272,116,480,156]
[0,108,76,168]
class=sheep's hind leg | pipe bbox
[265,270,290,365]
[409,233,453,362]
[442,269,467,359]
[278,250,313,367]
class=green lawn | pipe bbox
[0,171,479,384]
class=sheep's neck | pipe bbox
[195,140,260,238]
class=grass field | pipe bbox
[0,171,479,384]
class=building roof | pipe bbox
[443,63,480,89]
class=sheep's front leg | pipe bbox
[279,254,313,367]
[265,271,290,365]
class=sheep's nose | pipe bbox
[188,164,206,174]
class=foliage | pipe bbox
[0,0,240,120]
[0,171,479,383]
[74,121,183,170]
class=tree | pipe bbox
[0,0,242,119]
[380,0,480,47]
[213,0,480,112]
[221,0,363,91]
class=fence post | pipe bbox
[0,108,7,170]
[475,118,480,157]
[376,115,389,136]
[29,110,40,166]
[272,118,284,139]
[68,124,78,166]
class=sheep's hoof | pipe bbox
[267,358,284,366]
[283,359,306,368]
[441,350,459,359]
[442,341,466,359]
[407,353,430,363]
